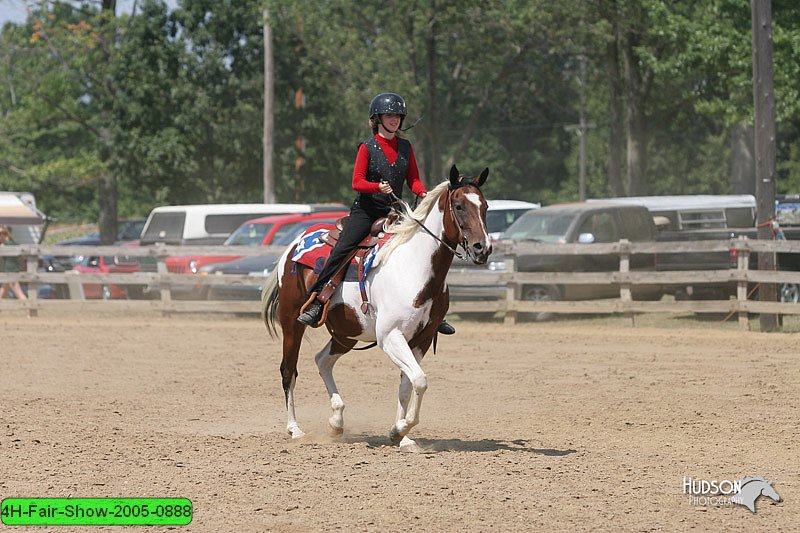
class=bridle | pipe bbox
[390,184,482,261]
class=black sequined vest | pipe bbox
[355,136,410,214]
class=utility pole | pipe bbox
[294,87,306,202]
[263,7,275,203]
[751,0,779,331]
[565,54,593,201]
[564,120,595,202]
[578,54,587,202]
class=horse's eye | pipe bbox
[455,204,463,211]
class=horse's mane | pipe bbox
[374,180,449,266]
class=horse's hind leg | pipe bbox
[280,325,306,439]
[315,337,356,436]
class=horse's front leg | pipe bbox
[315,337,356,436]
[379,330,427,447]
[395,347,426,450]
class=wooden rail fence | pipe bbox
[2,239,800,330]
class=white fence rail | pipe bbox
[1,239,799,330]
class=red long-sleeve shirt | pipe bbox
[351,135,428,197]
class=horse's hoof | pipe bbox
[399,436,422,453]
[328,422,344,437]
[288,427,306,439]
[389,427,403,446]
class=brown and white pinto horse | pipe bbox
[262,165,491,450]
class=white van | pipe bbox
[139,203,344,245]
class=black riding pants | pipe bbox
[308,202,387,296]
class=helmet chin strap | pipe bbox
[400,115,422,132]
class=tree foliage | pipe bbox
[1,0,800,227]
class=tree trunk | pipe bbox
[622,28,648,195]
[263,7,275,203]
[730,123,755,195]
[98,169,118,244]
[605,30,625,196]
[424,2,441,181]
[98,1,117,243]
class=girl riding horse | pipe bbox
[297,92,455,335]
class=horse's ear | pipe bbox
[477,167,489,187]
[449,165,460,186]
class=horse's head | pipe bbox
[445,164,492,264]
[760,480,781,503]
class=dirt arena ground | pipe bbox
[1,310,798,531]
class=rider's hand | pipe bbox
[379,181,393,194]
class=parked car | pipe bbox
[201,255,279,301]
[165,210,349,299]
[51,218,147,271]
[71,253,146,299]
[503,202,662,301]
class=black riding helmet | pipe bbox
[369,93,407,128]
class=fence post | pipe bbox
[618,239,634,326]
[155,246,172,317]
[736,236,750,331]
[25,252,38,318]
[66,270,85,300]
[503,254,517,326]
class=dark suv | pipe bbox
[454,203,662,312]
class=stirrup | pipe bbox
[437,320,455,335]
[298,300,323,326]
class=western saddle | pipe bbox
[300,213,395,325]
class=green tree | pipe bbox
[265,0,576,204]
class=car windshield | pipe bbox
[225,222,274,246]
[486,209,533,234]
[118,220,145,240]
[502,211,575,243]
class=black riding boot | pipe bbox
[437,319,455,335]
[297,299,324,326]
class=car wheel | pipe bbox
[780,282,800,304]
[521,285,560,322]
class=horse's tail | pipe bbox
[262,241,299,338]
[261,267,280,338]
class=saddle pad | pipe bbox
[292,223,390,282]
